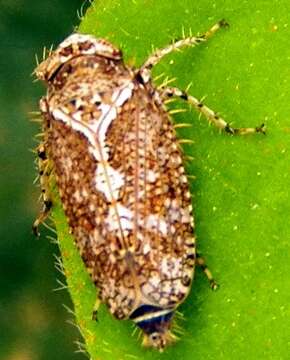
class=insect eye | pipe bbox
[60,45,74,57]
[79,41,93,51]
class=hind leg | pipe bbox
[196,253,218,290]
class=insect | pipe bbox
[33,20,265,351]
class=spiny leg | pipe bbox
[32,143,53,236]
[162,87,266,135]
[196,253,218,290]
[140,20,228,77]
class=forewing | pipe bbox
[105,83,196,309]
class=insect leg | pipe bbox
[32,142,53,236]
[140,20,228,75]
[92,297,101,321]
[161,87,266,135]
[196,253,218,290]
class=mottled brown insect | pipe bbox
[33,21,265,351]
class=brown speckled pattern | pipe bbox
[37,34,196,329]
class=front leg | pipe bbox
[139,20,228,82]
[32,142,53,236]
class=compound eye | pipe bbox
[59,45,74,57]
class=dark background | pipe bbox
[0,1,88,359]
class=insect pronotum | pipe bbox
[33,20,265,351]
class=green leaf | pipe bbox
[52,0,290,359]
